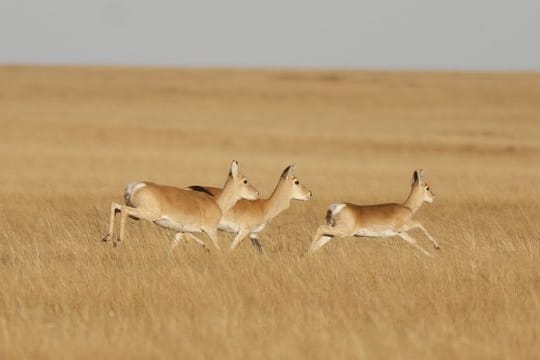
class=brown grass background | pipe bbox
[1,66,539,359]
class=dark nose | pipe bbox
[256,192,260,197]
[309,191,313,198]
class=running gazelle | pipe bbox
[186,164,312,251]
[102,161,259,249]
[309,169,439,255]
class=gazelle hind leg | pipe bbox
[310,235,334,253]
[102,202,122,242]
[398,232,431,256]
[309,225,337,253]
[171,232,185,249]
[117,205,146,246]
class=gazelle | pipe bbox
[102,161,259,249]
[186,165,312,251]
[309,169,439,256]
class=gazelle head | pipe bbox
[280,164,313,201]
[227,160,260,200]
[412,169,435,203]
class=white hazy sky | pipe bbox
[1,0,539,70]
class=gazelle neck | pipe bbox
[216,177,239,213]
[263,179,291,222]
[402,184,424,214]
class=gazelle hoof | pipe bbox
[434,245,441,250]
[102,234,111,242]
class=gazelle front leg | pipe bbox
[186,233,210,252]
[411,221,440,250]
[203,228,221,250]
[230,229,250,251]
[102,202,122,242]
[171,233,209,252]
[249,233,264,253]
[397,232,431,256]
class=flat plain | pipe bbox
[0,66,539,359]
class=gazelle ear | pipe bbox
[229,160,239,178]
[281,164,295,179]
[412,170,420,184]
[412,169,425,184]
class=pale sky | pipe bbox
[1,0,539,70]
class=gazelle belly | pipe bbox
[154,216,201,232]
[219,220,240,233]
[354,229,398,238]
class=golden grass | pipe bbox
[1,66,539,359]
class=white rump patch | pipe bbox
[127,181,146,195]
[328,203,346,216]
[124,181,146,206]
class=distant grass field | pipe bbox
[1,66,539,359]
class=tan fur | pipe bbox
[128,182,223,229]
[309,169,439,256]
[188,165,312,251]
[102,161,259,250]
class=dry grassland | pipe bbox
[0,66,539,359]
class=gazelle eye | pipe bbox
[426,187,430,191]
[243,179,248,184]
[294,180,300,185]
